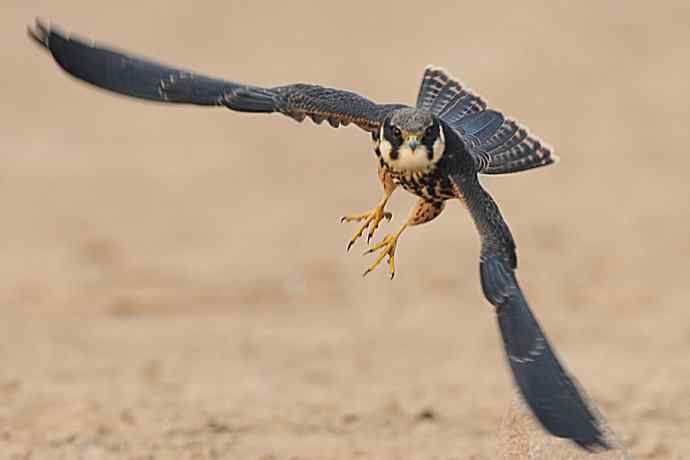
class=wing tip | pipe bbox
[576,435,611,452]
[28,18,50,49]
[28,20,94,52]
[483,253,612,452]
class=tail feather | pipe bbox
[418,66,556,175]
[454,110,505,148]
[480,119,556,175]
[416,66,487,123]
[482,119,524,152]
[455,111,556,175]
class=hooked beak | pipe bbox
[406,135,420,152]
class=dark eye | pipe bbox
[391,126,402,139]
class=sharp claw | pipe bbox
[362,269,372,278]
[344,204,392,260]
[390,272,395,280]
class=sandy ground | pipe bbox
[2,2,690,459]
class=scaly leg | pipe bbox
[341,167,397,251]
[363,199,446,279]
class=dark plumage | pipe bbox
[28,20,609,451]
[456,174,608,451]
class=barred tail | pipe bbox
[481,118,557,175]
[417,66,557,175]
[416,66,487,122]
[457,111,557,175]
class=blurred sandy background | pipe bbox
[1,1,689,459]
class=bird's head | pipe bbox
[377,108,445,171]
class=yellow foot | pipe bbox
[362,232,401,279]
[341,205,392,251]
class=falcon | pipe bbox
[28,20,610,451]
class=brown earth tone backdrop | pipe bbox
[1,1,689,459]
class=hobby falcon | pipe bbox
[28,20,610,451]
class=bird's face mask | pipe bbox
[378,115,445,171]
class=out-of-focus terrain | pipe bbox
[1,2,689,458]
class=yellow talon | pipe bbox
[388,251,396,279]
[341,201,392,251]
[362,224,407,279]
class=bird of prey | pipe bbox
[29,20,610,451]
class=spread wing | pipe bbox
[418,67,555,174]
[28,20,404,133]
[450,173,609,452]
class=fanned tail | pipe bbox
[418,66,556,175]
[457,111,557,175]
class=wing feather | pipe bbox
[451,173,610,451]
[29,20,402,133]
[28,20,246,105]
[263,84,404,132]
